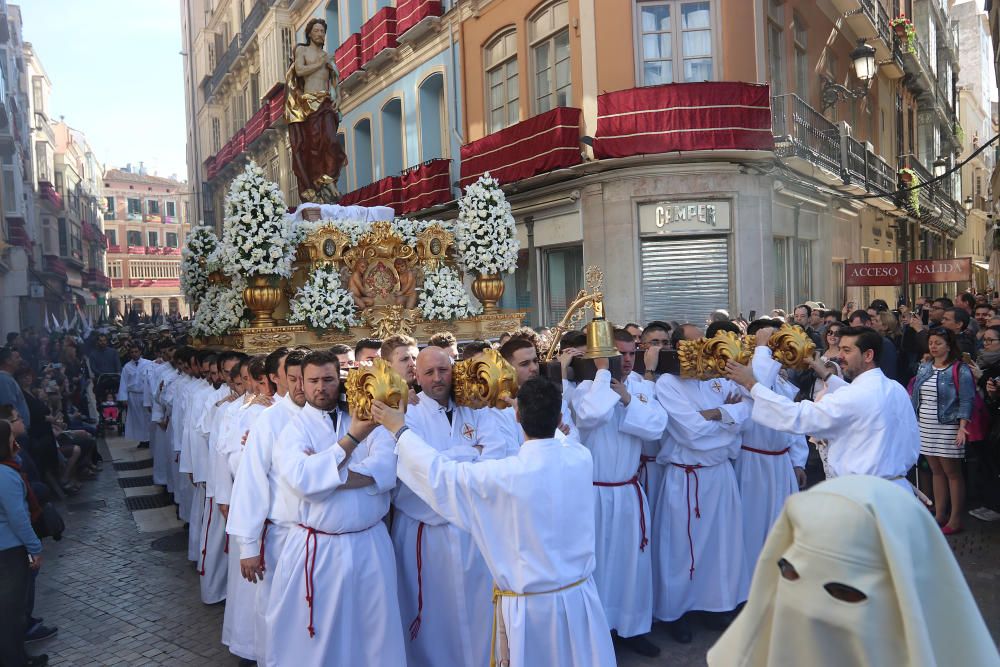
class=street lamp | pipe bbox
[964,195,974,212]
[933,155,949,178]
[850,40,878,82]
[821,39,878,112]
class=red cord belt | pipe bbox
[593,475,649,551]
[637,455,658,495]
[672,464,703,580]
[299,523,369,638]
[740,445,790,456]
[199,498,213,576]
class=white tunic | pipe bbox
[749,367,920,494]
[572,369,667,637]
[266,403,404,667]
[653,375,751,622]
[199,392,238,604]
[397,431,617,667]
[227,393,303,664]
[391,393,504,667]
[735,347,809,568]
[118,358,153,442]
[169,374,197,521]
[149,364,178,486]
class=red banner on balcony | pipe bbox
[460,107,583,188]
[361,7,397,65]
[593,82,774,159]
[245,103,270,144]
[340,175,403,212]
[335,33,363,80]
[6,218,31,249]
[43,255,67,278]
[268,86,287,127]
[844,262,905,287]
[396,0,442,36]
[908,258,971,284]
[401,159,451,213]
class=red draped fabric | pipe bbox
[245,103,269,144]
[340,175,403,211]
[459,107,582,188]
[268,87,286,126]
[593,82,774,159]
[396,0,442,36]
[361,7,397,65]
[335,33,363,79]
[400,159,451,213]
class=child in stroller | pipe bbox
[100,390,122,435]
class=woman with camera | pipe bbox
[910,327,975,534]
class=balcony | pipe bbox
[204,84,287,183]
[396,0,442,43]
[838,0,893,62]
[162,247,180,256]
[593,82,774,160]
[461,106,583,188]
[841,135,899,212]
[127,245,147,255]
[108,244,122,254]
[38,180,63,210]
[126,278,180,288]
[339,175,403,211]
[83,268,110,291]
[335,34,364,87]
[898,153,967,237]
[399,158,451,213]
[43,254,67,279]
[240,0,268,46]
[203,35,240,101]
[6,217,31,250]
[361,7,398,71]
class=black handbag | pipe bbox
[33,503,65,541]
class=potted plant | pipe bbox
[456,173,519,312]
[889,16,917,55]
[898,168,920,214]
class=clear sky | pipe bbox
[18,0,188,181]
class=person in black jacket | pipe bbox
[972,325,1000,521]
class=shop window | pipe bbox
[381,97,404,178]
[530,2,571,114]
[636,1,714,85]
[418,73,446,161]
[542,245,583,325]
[485,29,519,133]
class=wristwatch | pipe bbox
[393,425,409,442]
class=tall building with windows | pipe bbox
[103,167,192,319]
[183,0,970,326]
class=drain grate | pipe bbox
[118,475,155,489]
[150,532,188,553]
[112,459,153,471]
[65,499,107,512]
[124,492,174,511]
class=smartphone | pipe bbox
[749,310,757,321]
[963,352,972,364]
[921,309,930,326]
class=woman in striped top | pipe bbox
[910,328,975,534]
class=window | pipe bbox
[250,73,260,113]
[281,27,294,68]
[3,169,16,213]
[637,1,713,85]
[767,0,784,96]
[106,229,117,247]
[127,198,142,219]
[104,196,116,220]
[165,201,176,219]
[208,41,217,71]
[169,298,180,315]
[530,2,571,114]
[166,232,179,248]
[485,30,519,132]
[353,118,374,188]
[212,118,222,153]
[147,231,159,247]
[108,261,122,279]
[35,143,49,182]
[418,73,447,161]
[381,98,404,177]
[32,77,43,114]
[57,217,68,257]
[127,230,142,247]
[793,15,808,100]
[147,199,160,216]
[542,245,583,325]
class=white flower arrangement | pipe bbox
[455,173,519,275]
[191,282,247,337]
[180,225,218,304]
[418,264,480,320]
[393,217,456,247]
[219,161,294,278]
[288,266,358,331]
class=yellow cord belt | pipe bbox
[490,577,588,667]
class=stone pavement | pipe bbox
[25,434,1000,666]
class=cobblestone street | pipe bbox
[24,436,1000,666]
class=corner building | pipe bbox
[184,0,972,326]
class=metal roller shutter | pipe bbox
[640,236,730,325]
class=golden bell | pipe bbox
[583,317,621,360]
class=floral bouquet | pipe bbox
[288,266,358,331]
[456,173,519,275]
[180,225,218,304]
[418,264,480,320]
[219,161,295,279]
[191,280,247,336]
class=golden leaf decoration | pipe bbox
[345,358,409,421]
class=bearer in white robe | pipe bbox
[653,372,751,640]
[495,336,578,455]
[220,359,273,663]
[391,345,505,667]
[148,346,178,487]
[228,350,305,664]
[267,351,404,667]
[734,325,809,568]
[117,344,153,444]
[169,351,198,522]
[181,354,216,563]
[571,331,667,655]
[725,326,920,495]
[372,375,617,667]
[635,322,672,523]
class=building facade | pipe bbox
[184,0,972,327]
[103,167,192,319]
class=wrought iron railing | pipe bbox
[771,94,841,175]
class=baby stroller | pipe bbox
[95,373,123,435]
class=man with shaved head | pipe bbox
[390,344,506,667]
